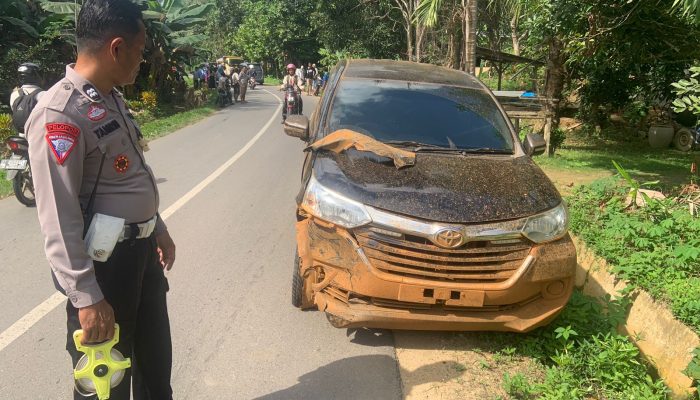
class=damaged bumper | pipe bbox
[296,214,577,332]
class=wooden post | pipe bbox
[497,62,503,90]
[513,118,520,135]
[544,113,553,156]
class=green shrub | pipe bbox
[140,91,158,112]
[498,291,667,399]
[0,113,14,144]
[566,165,700,332]
[549,127,566,153]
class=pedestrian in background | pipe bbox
[230,66,240,103]
[296,63,305,86]
[306,63,314,95]
[26,0,176,398]
[239,65,250,103]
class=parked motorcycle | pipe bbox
[0,135,35,206]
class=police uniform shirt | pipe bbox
[27,64,167,308]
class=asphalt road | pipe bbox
[0,89,402,399]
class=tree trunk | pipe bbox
[545,36,565,127]
[544,36,566,156]
[415,24,425,62]
[406,25,414,61]
[510,13,520,56]
[463,0,477,75]
[447,11,461,69]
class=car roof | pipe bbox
[344,59,485,90]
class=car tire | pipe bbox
[291,249,304,308]
[292,248,317,309]
[673,128,694,152]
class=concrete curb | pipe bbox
[572,235,699,399]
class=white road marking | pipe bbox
[0,89,283,353]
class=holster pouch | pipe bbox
[84,213,125,262]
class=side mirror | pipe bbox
[284,115,310,141]
[523,133,546,156]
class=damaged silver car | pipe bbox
[284,59,576,332]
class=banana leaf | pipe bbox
[39,1,79,15]
[142,10,165,21]
[0,16,39,37]
[171,34,208,46]
[170,3,213,20]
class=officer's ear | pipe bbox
[109,37,126,61]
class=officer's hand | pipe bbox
[157,231,176,271]
[78,300,115,344]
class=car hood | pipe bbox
[312,150,561,223]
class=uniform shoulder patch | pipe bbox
[45,123,80,165]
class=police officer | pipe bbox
[26,0,175,398]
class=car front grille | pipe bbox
[355,228,532,284]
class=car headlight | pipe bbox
[521,203,568,243]
[302,175,372,229]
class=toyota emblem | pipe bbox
[434,228,464,248]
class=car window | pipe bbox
[327,79,514,151]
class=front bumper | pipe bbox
[296,215,577,332]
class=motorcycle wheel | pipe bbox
[13,170,35,207]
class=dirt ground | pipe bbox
[394,331,544,400]
[540,167,613,196]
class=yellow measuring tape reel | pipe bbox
[73,324,131,399]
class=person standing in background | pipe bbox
[238,65,250,103]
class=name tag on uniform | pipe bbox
[93,119,120,139]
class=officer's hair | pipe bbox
[76,0,143,54]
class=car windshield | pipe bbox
[327,79,514,152]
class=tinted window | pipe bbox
[328,79,513,151]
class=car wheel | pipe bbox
[673,128,694,152]
[291,250,304,308]
[291,249,316,309]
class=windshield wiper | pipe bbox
[382,141,512,154]
[382,140,448,149]
[459,147,513,154]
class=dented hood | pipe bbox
[313,150,561,224]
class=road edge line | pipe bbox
[0,89,282,353]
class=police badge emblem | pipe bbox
[45,123,80,165]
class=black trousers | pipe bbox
[66,236,172,400]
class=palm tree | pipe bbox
[674,0,700,21]
[416,0,478,74]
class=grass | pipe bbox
[263,75,281,86]
[139,103,216,139]
[0,169,11,199]
[534,130,695,192]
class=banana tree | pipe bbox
[38,0,212,100]
[138,0,213,101]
